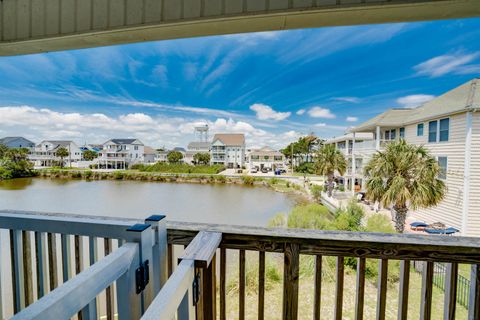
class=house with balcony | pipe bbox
[349,78,480,236]
[211,134,245,168]
[29,140,82,167]
[97,139,144,169]
[324,132,375,192]
[248,146,286,171]
[0,136,35,150]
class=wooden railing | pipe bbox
[166,221,480,320]
[1,210,480,320]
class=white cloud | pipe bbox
[346,116,358,122]
[249,103,291,121]
[0,105,297,150]
[332,97,361,103]
[414,52,480,77]
[396,94,435,108]
[308,107,336,119]
[296,109,306,115]
[314,123,348,131]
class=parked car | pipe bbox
[261,167,268,173]
[250,167,258,173]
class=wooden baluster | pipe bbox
[47,233,58,291]
[168,243,173,277]
[61,234,72,283]
[202,253,216,319]
[239,249,246,320]
[22,231,34,307]
[355,257,365,320]
[283,243,299,320]
[10,229,25,313]
[443,262,458,320]
[81,236,98,320]
[398,260,410,320]
[34,232,48,299]
[420,261,434,320]
[376,259,388,320]
[334,256,344,320]
[258,251,265,320]
[220,248,226,320]
[74,235,84,320]
[104,238,115,320]
[313,255,322,320]
[468,264,480,320]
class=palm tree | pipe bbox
[315,144,347,197]
[56,147,69,168]
[364,139,446,233]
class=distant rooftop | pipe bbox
[187,141,211,150]
[107,139,143,145]
[0,136,35,145]
[213,133,245,146]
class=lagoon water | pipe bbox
[0,178,296,225]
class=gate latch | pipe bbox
[136,260,149,294]
[192,271,201,305]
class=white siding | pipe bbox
[405,113,468,234]
[467,112,480,236]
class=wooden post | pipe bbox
[11,229,25,313]
[104,238,115,320]
[420,261,434,320]
[22,231,34,307]
[376,259,388,320]
[239,249,245,320]
[145,215,168,295]
[398,260,410,320]
[258,251,265,320]
[47,233,58,291]
[220,248,227,320]
[443,263,458,320]
[355,257,365,320]
[282,243,299,320]
[313,255,322,320]
[334,257,344,320]
[35,232,48,299]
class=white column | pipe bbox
[376,126,381,151]
[461,112,473,236]
[351,133,356,195]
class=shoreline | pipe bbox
[33,168,313,202]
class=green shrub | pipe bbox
[287,204,332,230]
[83,170,93,179]
[215,175,226,183]
[268,213,288,228]
[268,177,279,185]
[295,162,315,174]
[241,175,255,186]
[141,163,225,174]
[130,164,146,170]
[365,214,396,233]
[329,200,365,232]
[310,185,322,202]
[113,171,124,180]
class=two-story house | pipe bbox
[97,139,144,169]
[324,132,374,192]
[30,140,82,167]
[211,134,246,168]
[248,146,286,171]
[350,78,480,236]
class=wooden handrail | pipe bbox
[166,221,480,264]
[11,243,138,320]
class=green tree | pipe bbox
[193,152,210,165]
[281,135,323,170]
[167,150,183,163]
[56,147,69,168]
[0,146,34,179]
[314,144,347,197]
[364,139,446,233]
[82,150,98,161]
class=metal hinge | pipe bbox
[192,271,201,305]
[135,260,150,294]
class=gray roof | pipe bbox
[0,137,35,145]
[351,78,480,132]
[42,140,73,146]
[108,139,142,145]
[187,141,211,150]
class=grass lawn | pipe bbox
[138,163,225,174]
[222,251,469,319]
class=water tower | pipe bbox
[194,124,209,142]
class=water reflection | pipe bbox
[0,177,34,190]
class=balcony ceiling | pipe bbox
[0,0,479,56]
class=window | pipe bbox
[438,157,447,180]
[399,127,405,138]
[134,146,139,150]
[390,129,396,140]
[439,118,449,142]
[384,130,390,140]
[417,123,424,136]
[428,121,437,143]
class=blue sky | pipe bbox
[0,18,479,149]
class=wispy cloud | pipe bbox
[346,116,358,122]
[249,103,291,121]
[332,97,361,103]
[396,94,435,108]
[414,51,480,77]
[296,109,306,115]
[308,107,336,119]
